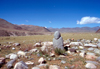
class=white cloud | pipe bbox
[25,20,29,22]
[49,21,51,23]
[77,16,100,24]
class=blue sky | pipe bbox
[0,0,100,28]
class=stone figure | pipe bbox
[53,31,64,50]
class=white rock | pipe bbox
[10,54,18,60]
[84,44,97,48]
[41,45,48,52]
[85,63,96,69]
[12,47,15,50]
[32,67,40,69]
[94,38,98,41]
[29,48,38,53]
[38,57,46,64]
[88,48,94,51]
[34,43,41,47]
[17,51,26,57]
[79,46,84,49]
[79,52,86,57]
[13,43,20,46]
[49,65,60,69]
[14,61,28,69]
[69,42,83,46]
[25,61,34,65]
[42,41,53,46]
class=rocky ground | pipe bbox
[0,37,100,69]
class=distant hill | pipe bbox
[0,18,50,36]
[96,28,100,33]
[48,26,100,33]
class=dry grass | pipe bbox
[0,33,100,69]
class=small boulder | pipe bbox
[70,48,77,53]
[32,67,40,69]
[10,54,18,60]
[0,57,6,66]
[34,43,41,47]
[14,61,28,69]
[85,63,96,69]
[25,61,34,65]
[7,59,16,69]
[49,65,60,69]
[38,57,46,64]
[17,51,26,57]
[13,43,20,46]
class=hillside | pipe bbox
[0,18,50,36]
[48,26,100,33]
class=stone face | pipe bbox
[49,65,60,69]
[14,61,28,69]
[85,63,96,69]
[53,31,64,50]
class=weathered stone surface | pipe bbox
[70,48,76,53]
[94,49,100,54]
[32,67,40,69]
[85,61,100,65]
[10,54,18,60]
[34,43,41,47]
[25,61,34,65]
[38,57,46,64]
[14,61,28,69]
[88,47,94,51]
[69,42,83,46]
[49,65,60,69]
[53,31,64,50]
[13,43,20,46]
[84,44,97,48]
[17,51,26,57]
[85,63,96,69]
[7,59,16,69]
[0,57,6,66]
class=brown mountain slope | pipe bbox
[96,28,100,33]
[0,18,50,36]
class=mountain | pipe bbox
[96,28,100,33]
[48,26,100,33]
[0,18,50,36]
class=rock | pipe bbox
[79,46,84,49]
[85,55,97,59]
[98,39,100,43]
[0,57,6,66]
[32,67,40,69]
[53,31,64,50]
[94,38,98,41]
[61,60,66,64]
[38,57,46,64]
[69,42,83,46]
[7,59,16,69]
[13,43,20,46]
[85,63,96,69]
[96,57,100,62]
[79,52,86,57]
[97,43,100,47]
[70,48,76,53]
[49,65,60,69]
[50,52,55,57]
[37,53,41,57]
[14,61,28,69]
[12,47,15,50]
[72,47,78,50]
[10,54,18,60]
[87,52,95,56]
[59,55,66,58]
[84,44,97,48]
[70,65,75,69]
[94,49,100,54]
[41,45,47,52]
[38,64,48,69]
[42,41,53,46]
[17,51,26,57]
[85,61,100,65]
[34,43,41,47]
[88,47,94,51]
[29,48,38,53]
[25,61,34,65]
[5,55,10,59]
[65,66,68,69]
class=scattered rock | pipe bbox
[85,63,96,69]
[49,65,60,69]
[0,57,6,66]
[79,46,84,49]
[41,45,47,52]
[94,49,100,54]
[12,47,15,50]
[32,67,40,69]
[25,61,34,65]
[34,43,41,47]
[38,57,46,64]
[85,55,97,59]
[88,47,94,51]
[84,44,97,48]
[96,57,100,62]
[7,59,16,69]
[69,42,83,46]
[61,60,66,64]
[17,51,26,57]
[70,48,76,53]
[13,43,20,46]
[79,52,86,57]
[14,61,28,69]
[29,48,38,53]
[85,61,100,65]
[10,54,18,60]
